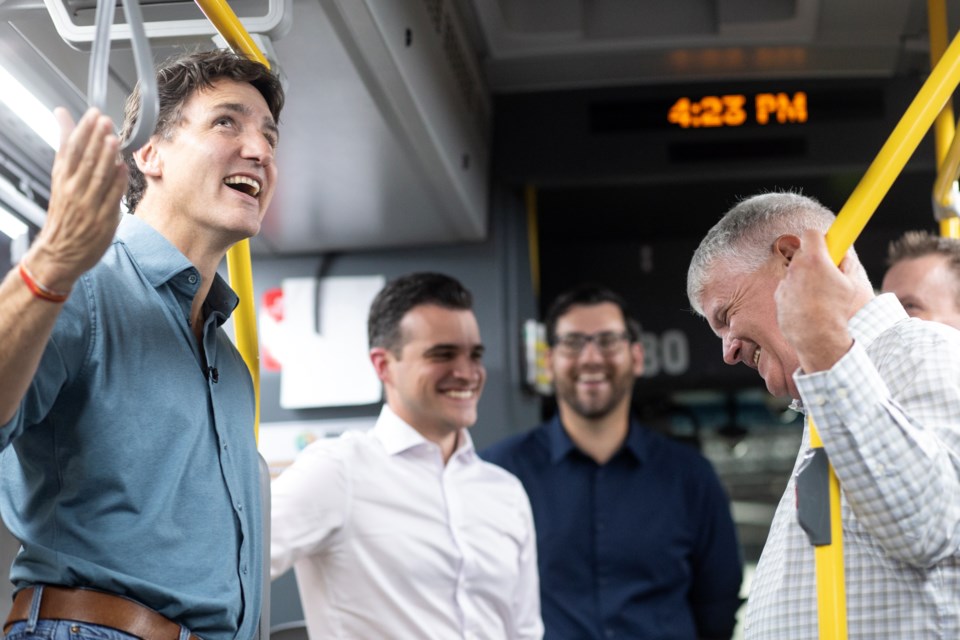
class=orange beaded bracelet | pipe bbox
[18,261,70,303]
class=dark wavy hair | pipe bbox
[119,49,285,212]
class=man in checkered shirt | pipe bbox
[687,191,960,639]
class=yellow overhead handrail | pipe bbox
[927,0,960,239]
[826,28,960,261]
[193,0,269,443]
[810,20,960,640]
[193,0,270,68]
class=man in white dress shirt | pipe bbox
[271,272,544,639]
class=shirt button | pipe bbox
[188,274,198,284]
[241,563,248,574]
[236,502,243,511]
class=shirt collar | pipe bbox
[372,404,476,461]
[546,413,646,465]
[203,278,240,326]
[116,215,239,323]
[620,420,648,462]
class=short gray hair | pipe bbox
[687,191,836,315]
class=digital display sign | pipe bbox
[666,92,808,128]
[586,83,860,134]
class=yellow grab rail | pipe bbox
[225,242,261,443]
[811,21,960,640]
[928,0,954,166]
[942,216,960,238]
[193,0,270,443]
[804,424,847,639]
[928,0,960,239]
[193,0,270,68]
[826,28,960,262]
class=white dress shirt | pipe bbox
[744,294,960,639]
[271,405,544,639]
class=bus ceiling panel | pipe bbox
[252,0,490,255]
[453,0,943,92]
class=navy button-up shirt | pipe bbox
[0,216,261,640]
[483,415,742,639]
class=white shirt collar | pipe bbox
[372,404,476,462]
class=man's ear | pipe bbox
[133,137,162,177]
[543,348,556,385]
[631,341,645,377]
[369,347,393,383]
[773,234,802,264]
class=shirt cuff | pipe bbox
[793,339,891,432]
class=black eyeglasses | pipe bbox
[554,331,631,355]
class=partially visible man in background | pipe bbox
[882,229,960,329]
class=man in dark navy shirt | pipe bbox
[483,284,742,640]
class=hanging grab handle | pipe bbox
[88,0,158,154]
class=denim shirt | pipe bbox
[0,215,261,640]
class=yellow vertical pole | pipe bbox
[194,0,270,443]
[928,0,954,165]
[226,242,260,443]
[525,185,540,300]
[928,0,960,239]
[805,424,847,639]
[942,216,960,237]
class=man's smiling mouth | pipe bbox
[224,175,261,197]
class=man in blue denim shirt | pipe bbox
[483,285,743,639]
[0,49,283,640]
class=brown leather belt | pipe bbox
[4,585,201,640]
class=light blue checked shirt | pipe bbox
[744,293,960,639]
